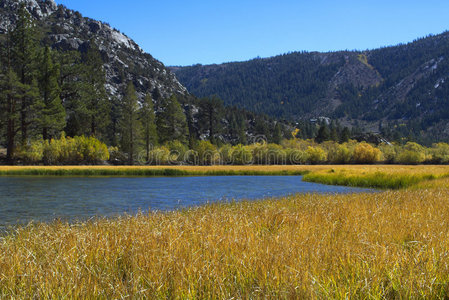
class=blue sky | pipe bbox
[55,0,449,66]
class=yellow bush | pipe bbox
[231,144,253,165]
[430,143,449,163]
[306,146,327,164]
[194,140,218,165]
[395,142,427,165]
[353,142,381,164]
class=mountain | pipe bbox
[0,0,291,150]
[0,0,187,99]
[171,32,449,143]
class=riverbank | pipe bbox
[1,176,449,298]
[1,165,449,189]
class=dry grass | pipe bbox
[1,164,449,174]
[2,164,449,189]
[1,165,449,298]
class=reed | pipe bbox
[2,183,449,298]
[2,165,449,189]
[0,166,309,177]
[302,169,442,189]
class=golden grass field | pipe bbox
[2,163,449,175]
[1,165,449,298]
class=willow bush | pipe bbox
[15,136,449,165]
[17,135,109,165]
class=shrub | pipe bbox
[108,146,127,165]
[285,148,307,165]
[353,142,381,164]
[166,140,188,162]
[16,142,44,164]
[395,142,426,165]
[18,135,109,165]
[194,140,218,165]
[328,144,353,164]
[378,144,397,163]
[266,143,287,165]
[306,146,327,164]
[218,144,233,165]
[231,144,253,165]
[148,146,172,165]
[430,143,449,163]
[251,143,268,164]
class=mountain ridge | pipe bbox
[171,31,449,143]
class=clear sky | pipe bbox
[54,0,449,66]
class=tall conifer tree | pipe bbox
[140,93,157,162]
[80,41,110,139]
[11,4,39,145]
[120,82,140,165]
[37,47,65,140]
[156,95,188,144]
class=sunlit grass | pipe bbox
[302,167,449,189]
[2,186,449,298]
[2,165,449,189]
[0,165,314,176]
[2,165,449,297]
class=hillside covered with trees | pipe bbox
[1,1,447,166]
[172,31,449,144]
[0,2,292,164]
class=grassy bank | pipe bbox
[0,165,310,177]
[302,169,445,189]
[1,165,449,189]
[2,183,449,298]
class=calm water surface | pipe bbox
[0,176,373,226]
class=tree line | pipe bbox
[0,5,289,164]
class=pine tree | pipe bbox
[185,104,198,149]
[315,124,330,143]
[140,93,157,162]
[340,127,351,143]
[151,87,162,109]
[254,115,269,139]
[37,47,65,140]
[106,95,122,147]
[79,41,110,139]
[56,50,84,137]
[238,118,247,145]
[272,122,282,144]
[11,4,40,145]
[120,82,140,165]
[156,95,188,144]
[0,69,24,161]
[198,96,223,144]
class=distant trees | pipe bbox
[6,1,439,167]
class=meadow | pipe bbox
[1,165,449,298]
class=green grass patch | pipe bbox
[0,168,190,177]
[0,168,309,177]
[303,171,439,189]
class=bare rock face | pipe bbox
[329,54,383,89]
[0,0,187,101]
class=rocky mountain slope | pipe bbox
[0,0,187,100]
[0,0,291,146]
[172,32,449,142]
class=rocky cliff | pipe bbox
[0,0,187,100]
